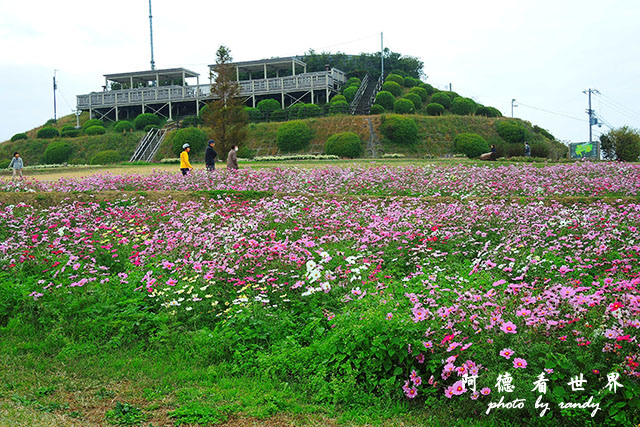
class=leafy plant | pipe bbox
[85,126,106,136]
[394,98,415,114]
[374,91,395,111]
[276,120,312,152]
[11,132,28,142]
[453,133,489,158]
[105,402,147,426]
[325,132,363,158]
[37,127,60,139]
[425,103,445,116]
[380,114,418,144]
[381,81,402,97]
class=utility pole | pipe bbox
[149,0,155,70]
[511,98,517,118]
[583,88,600,143]
[380,32,384,79]
[449,83,452,92]
[53,70,58,122]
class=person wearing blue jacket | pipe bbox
[8,152,24,182]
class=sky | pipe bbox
[1,0,639,143]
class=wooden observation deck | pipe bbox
[76,58,347,121]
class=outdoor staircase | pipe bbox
[129,122,176,162]
[350,73,383,116]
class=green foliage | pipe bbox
[385,73,405,86]
[237,146,256,159]
[476,106,502,117]
[105,402,147,425]
[244,107,263,121]
[61,125,76,133]
[601,126,640,161]
[403,93,423,110]
[369,104,385,115]
[325,132,363,158]
[393,98,415,114]
[381,81,402,97]
[419,83,435,95]
[343,86,359,103]
[169,127,208,156]
[431,93,452,109]
[450,97,477,116]
[425,103,445,116]
[134,113,162,130]
[85,125,106,136]
[42,140,73,164]
[408,87,428,102]
[143,124,160,132]
[329,100,350,115]
[302,103,322,118]
[271,109,287,121]
[90,150,121,165]
[346,77,361,87]
[82,119,103,130]
[10,133,28,142]
[180,116,203,127]
[532,125,555,140]
[61,129,81,138]
[169,403,229,425]
[37,127,60,139]
[496,120,526,143]
[487,107,502,117]
[374,91,395,111]
[404,77,420,88]
[330,94,347,103]
[257,99,281,113]
[276,120,312,152]
[380,114,418,144]
[0,159,10,169]
[453,133,489,158]
[114,121,134,133]
[198,104,210,118]
[530,141,550,158]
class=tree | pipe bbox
[202,46,248,158]
[600,126,640,161]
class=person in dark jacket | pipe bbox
[226,144,239,170]
[205,140,217,171]
[490,144,497,160]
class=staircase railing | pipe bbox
[349,73,370,114]
[129,126,170,162]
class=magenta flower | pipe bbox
[451,380,466,395]
[501,321,517,334]
[499,348,514,359]
[513,358,527,369]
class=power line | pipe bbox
[598,93,640,119]
[516,101,584,122]
[596,96,640,123]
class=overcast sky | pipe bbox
[1,0,639,143]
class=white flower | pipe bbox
[306,260,317,271]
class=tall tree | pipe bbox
[599,126,640,161]
[202,46,248,158]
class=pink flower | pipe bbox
[544,368,554,374]
[471,391,480,400]
[405,387,418,399]
[386,312,393,320]
[501,321,517,334]
[480,387,491,395]
[451,380,466,395]
[499,348,514,359]
[444,387,454,398]
[513,358,527,369]
[423,341,433,349]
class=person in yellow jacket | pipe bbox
[180,143,193,176]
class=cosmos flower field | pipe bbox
[1,162,639,425]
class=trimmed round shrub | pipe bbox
[325,132,363,158]
[530,141,550,158]
[61,129,81,138]
[11,133,28,142]
[143,124,160,132]
[329,100,349,115]
[476,106,492,117]
[169,127,208,156]
[404,93,423,110]
[37,127,60,139]
[343,86,359,103]
[114,120,134,133]
[496,120,526,143]
[271,109,287,121]
[244,107,263,121]
[385,74,405,86]
[404,77,420,88]
[374,91,395,111]
[369,104,385,115]
[426,103,445,116]
[85,125,106,135]
[419,83,435,95]
[257,99,281,113]
[61,125,76,133]
[442,91,459,100]
[134,113,162,130]
[90,150,121,165]
[487,107,502,117]
[380,114,418,144]
[346,77,361,87]
[394,98,415,114]
[454,133,489,158]
[409,87,428,102]
[82,119,103,130]
[431,93,452,109]
[381,81,402,97]
[330,94,347,103]
[43,140,72,164]
[287,103,304,119]
[302,103,322,118]
[451,97,477,116]
[277,120,312,152]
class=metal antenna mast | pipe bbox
[149,0,155,70]
[583,88,600,143]
[53,69,58,122]
[380,32,384,78]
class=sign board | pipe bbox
[569,142,599,159]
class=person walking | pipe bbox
[205,140,217,171]
[226,144,239,170]
[490,144,497,161]
[8,152,24,182]
[524,142,531,157]
[180,144,193,176]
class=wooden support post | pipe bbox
[281,91,285,108]
[292,59,295,76]
[236,66,240,82]
[169,102,172,120]
[89,108,92,119]
[156,73,160,88]
[116,105,119,121]
[182,70,186,86]
[263,64,267,79]
[130,76,133,89]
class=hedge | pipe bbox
[61,125,76,133]
[10,133,28,142]
[302,103,322,118]
[277,120,312,152]
[271,109,287,121]
[257,99,281,112]
[346,77,361,87]
[419,83,435,95]
[453,133,489,158]
[380,114,418,144]
[385,74,405,86]
[403,93,423,110]
[325,132,363,158]
[409,87,428,102]
[42,140,72,164]
[343,86,359,103]
[85,126,106,135]
[134,113,162,130]
[244,107,263,121]
[381,81,402,97]
[369,104,385,115]
[114,120,134,133]
[426,103,445,116]
[404,77,420,88]
[394,98,415,114]
[374,91,395,111]
[450,97,477,116]
[37,127,60,139]
[90,150,121,165]
[329,100,349,115]
[496,120,526,143]
[431,92,452,109]
[331,94,347,103]
[61,129,81,138]
[169,127,208,156]
[82,119,103,130]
